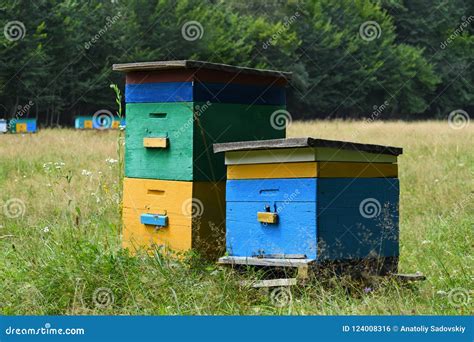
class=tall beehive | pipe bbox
[113,60,291,258]
[214,138,403,271]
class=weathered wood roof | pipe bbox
[112,60,292,79]
[213,137,403,156]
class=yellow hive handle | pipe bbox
[143,137,168,148]
[257,212,278,224]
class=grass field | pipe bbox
[0,121,472,315]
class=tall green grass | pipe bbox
[0,121,472,315]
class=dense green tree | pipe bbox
[382,0,473,117]
[0,0,472,124]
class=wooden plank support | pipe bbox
[392,272,426,282]
[218,256,315,268]
[240,278,297,288]
[143,137,168,148]
[257,212,278,224]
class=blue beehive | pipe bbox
[214,137,403,270]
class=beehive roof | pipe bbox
[213,137,403,156]
[112,60,291,80]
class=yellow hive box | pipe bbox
[16,123,27,133]
[227,161,398,179]
[122,177,225,259]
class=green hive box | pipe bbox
[125,102,286,181]
[113,60,291,181]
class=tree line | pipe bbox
[0,0,472,126]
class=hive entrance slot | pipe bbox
[259,189,279,194]
[147,189,165,195]
[149,112,167,118]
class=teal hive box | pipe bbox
[9,118,37,133]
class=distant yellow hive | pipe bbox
[16,123,27,133]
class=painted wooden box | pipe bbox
[0,119,7,133]
[113,60,291,181]
[74,116,124,129]
[9,118,37,133]
[213,137,403,263]
[122,177,226,258]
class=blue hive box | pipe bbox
[214,137,403,271]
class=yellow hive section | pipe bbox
[257,212,278,224]
[227,161,398,179]
[122,178,225,258]
[16,123,27,133]
[143,137,168,148]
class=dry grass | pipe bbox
[0,121,472,315]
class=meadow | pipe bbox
[0,121,472,315]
